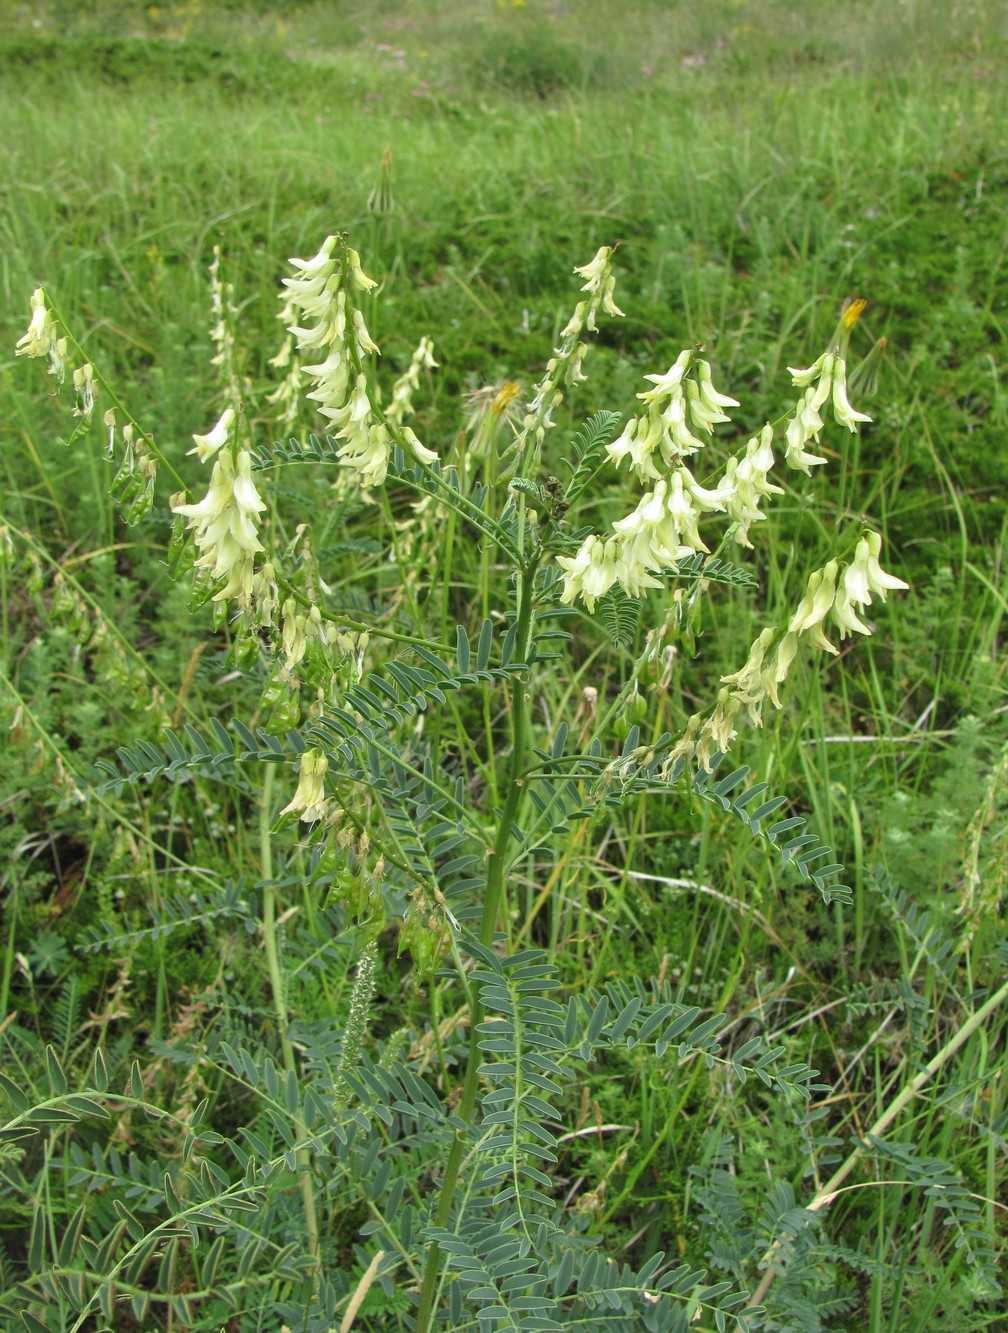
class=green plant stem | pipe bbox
[414,553,539,1333]
[42,293,187,494]
[259,764,320,1262]
[748,973,1008,1310]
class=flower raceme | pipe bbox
[519,246,624,459]
[661,535,908,769]
[15,287,68,382]
[171,412,266,610]
[557,468,727,611]
[385,336,437,428]
[281,235,439,487]
[557,366,778,611]
[606,350,739,482]
[557,298,881,611]
[546,277,902,768]
[784,298,872,474]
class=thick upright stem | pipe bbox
[260,764,320,1261]
[414,556,539,1333]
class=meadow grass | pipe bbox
[1,2,1007,1329]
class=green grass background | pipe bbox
[1,1,1007,1329]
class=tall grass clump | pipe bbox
[5,198,1002,1333]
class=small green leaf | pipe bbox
[20,1314,53,1333]
[476,618,493,671]
[45,1046,68,1096]
[455,623,471,674]
[57,1205,87,1268]
[126,1060,144,1099]
[91,1048,109,1094]
[28,1206,46,1273]
[0,1072,28,1112]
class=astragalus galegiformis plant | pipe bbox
[9,233,923,1332]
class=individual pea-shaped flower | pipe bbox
[844,531,908,605]
[16,288,55,360]
[788,350,835,395]
[762,630,799,708]
[281,747,329,823]
[188,407,235,463]
[72,363,97,422]
[353,308,379,357]
[639,350,693,405]
[831,358,871,432]
[831,586,871,638]
[682,462,735,516]
[788,560,840,654]
[685,360,739,434]
[400,426,438,465]
[345,247,378,295]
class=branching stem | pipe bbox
[414,550,540,1333]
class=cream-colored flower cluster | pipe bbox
[520,246,624,457]
[207,246,250,408]
[15,288,69,383]
[15,287,169,522]
[557,296,881,612]
[607,349,738,481]
[281,235,437,486]
[385,335,437,428]
[558,351,755,609]
[16,289,105,429]
[558,468,721,611]
[783,299,872,474]
[660,531,908,770]
[171,408,266,610]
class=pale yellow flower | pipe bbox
[189,407,235,463]
[172,448,266,606]
[281,748,329,823]
[844,531,908,604]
